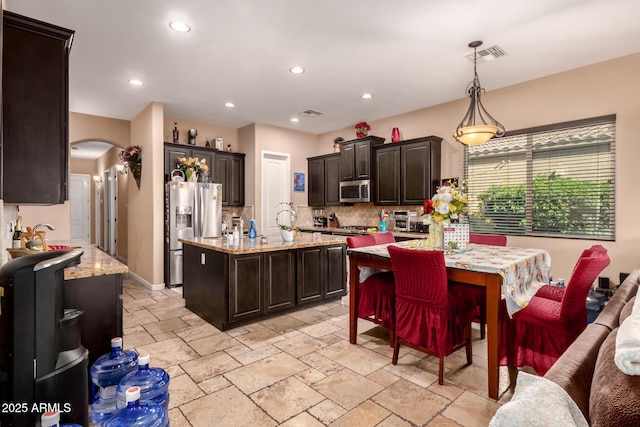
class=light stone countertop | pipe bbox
[180,232,347,255]
[45,240,129,280]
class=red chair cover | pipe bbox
[372,231,395,245]
[347,234,395,334]
[388,246,475,356]
[469,233,507,246]
[500,247,610,375]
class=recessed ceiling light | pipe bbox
[361,93,373,99]
[128,79,144,86]
[224,102,235,108]
[169,21,191,32]
[289,66,305,74]
[290,117,299,122]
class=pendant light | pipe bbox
[452,41,505,146]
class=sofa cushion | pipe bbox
[544,323,610,423]
[619,296,635,325]
[594,271,639,330]
[589,327,640,426]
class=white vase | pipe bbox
[188,173,198,183]
[280,229,294,242]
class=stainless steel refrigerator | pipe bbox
[165,181,222,287]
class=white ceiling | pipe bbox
[6,0,640,140]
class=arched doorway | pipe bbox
[70,140,129,262]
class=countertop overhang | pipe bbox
[45,240,129,280]
[180,232,347,254]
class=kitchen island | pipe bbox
[180,233,347,331]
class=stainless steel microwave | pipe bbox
[339,179,371,203]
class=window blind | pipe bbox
[464,115,615,240]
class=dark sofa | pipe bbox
[543,269,640,425]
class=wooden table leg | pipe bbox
[485,275,502,400]
[349,254,359,344]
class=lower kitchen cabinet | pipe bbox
[297,245,347,305]
[183,243,341,330]
[63,274,123,370]
[264,250,296,313]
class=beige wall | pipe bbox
[319,53,640,284]
[240,123,319,228]
[164,116,239,151]
[129,102,165,288]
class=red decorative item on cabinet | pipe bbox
[391,127,400,142]
[355,121,371,138]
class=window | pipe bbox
[464,115,615,240]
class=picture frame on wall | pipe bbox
[293,172,305,192]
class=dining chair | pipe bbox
[346,234,396,345]
[388,246,475,384]
[535,245,608,302]
[500,246,610,376]
[459,233,508,339]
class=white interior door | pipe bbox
[70,174,90,241]
[261,151,291,235]
[103,169,110,251]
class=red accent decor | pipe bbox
[347,234,396,345]
[500,245,610,375]
[388,246,475,384]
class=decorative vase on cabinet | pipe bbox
[280,229,294,242]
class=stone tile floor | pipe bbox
[115,276,515,426]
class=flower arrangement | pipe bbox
[355,121,371,138]
[178,156,209,181]
[422,180,468,224]
[119,145,142,189]
[275,202,297,231]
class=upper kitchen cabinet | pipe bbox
[339,136,385,181]
[2,12,74,204]
[374,136,442,205]
[164,142,245,206]
[214,151,245,206]
[164,142,214,183]
[308,153,341,207]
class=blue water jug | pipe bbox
[40,410,83,427]
[116,353,170,413]
[90,337,138,425]
[104,386,168,427]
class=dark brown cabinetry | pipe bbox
[308,153,341,207]
[63,274,123,371]
[2,12,74,204]
[214,151,245,206]
[263,250,296,313]
[183,243,345,331]
[164,142,245,206]
[164,142,214,182]
[374,136,442,205]
[339,136,385,181]
[297,245,347,305]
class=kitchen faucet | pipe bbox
[33,223,56,232]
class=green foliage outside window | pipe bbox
[470,175,612,237]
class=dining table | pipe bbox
[347,240,551,400]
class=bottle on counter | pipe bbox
[172,123,179,143]
[233,226,239,241]
[12,217,22,249]
[248,219,257,239]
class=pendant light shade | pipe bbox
[452,41,505,146]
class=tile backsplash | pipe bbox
[297,203,422,229]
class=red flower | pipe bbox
[442,180,451,187]
[423,199,433,215]
[354,121,371,131]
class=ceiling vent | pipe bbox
[298,109,323,117]
[465,45,507,63]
